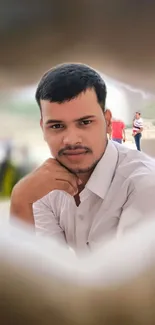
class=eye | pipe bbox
[80,120,92,125]
[50,124,64,129]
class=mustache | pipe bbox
[58,145,92,156]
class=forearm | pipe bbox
[135,127,143,134]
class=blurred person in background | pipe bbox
[0,141,20,198]
[132,112,143,151]
[0,142,32,198]
[110,118,126,144]
[10,63,155,253]
[12,145,35,177]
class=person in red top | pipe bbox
[110,119,126,144]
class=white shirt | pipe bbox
[133,117,143,132]
[33,141,155,253]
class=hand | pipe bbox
[11,158,81,205]
[123,138,126,143]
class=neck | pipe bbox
[74,171,93,206]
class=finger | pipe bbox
[77,178,83,185]
[55,176,78,194]
[56,172,79,190]
[56,180,78,196]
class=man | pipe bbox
[110,118,126,144]
[132,112,143,151]
[10,63,155,253]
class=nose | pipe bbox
[62,127,82,146]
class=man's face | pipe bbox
[40,89,110,175]
[135,112,140,119]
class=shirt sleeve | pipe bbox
[117,182,155,236]
[33,197,67,246]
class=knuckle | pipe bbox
[63,182,74,194]
[43,159,54,172]
[44,158,54,167]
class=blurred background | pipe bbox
[0,0,155,208]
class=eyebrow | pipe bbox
[45,115,96,125]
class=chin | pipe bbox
[65,163,97,175]
[57,156,101,174]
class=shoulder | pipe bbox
[115,145,155,187]
[138,118,143,124]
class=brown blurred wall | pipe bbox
[0,0,155,92]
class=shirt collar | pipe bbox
[85,140,119,200]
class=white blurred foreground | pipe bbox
[1,217,155,324]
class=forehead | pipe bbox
[41,89,103,122]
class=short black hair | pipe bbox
[35,63,107,112]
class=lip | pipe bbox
[63,150,88,155]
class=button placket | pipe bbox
[75,203,89,249]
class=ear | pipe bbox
[40,118,46,141]
[104,109,112,134]
[40,118,43,129]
